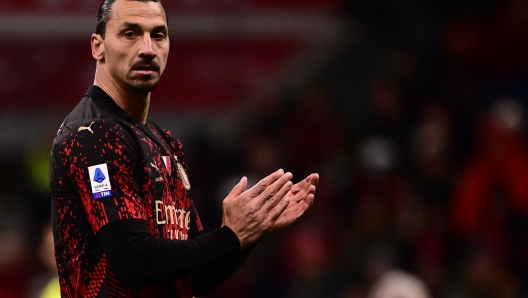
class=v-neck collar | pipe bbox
[85,85,174,156]
[86,85,132,120]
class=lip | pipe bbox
[134,69,156,75]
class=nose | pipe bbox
[139,36,156,60]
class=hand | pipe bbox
[270,173,318,232]
[222,169,293,249]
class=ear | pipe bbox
[91,34,105,62]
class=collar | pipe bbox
[86,85,132,120]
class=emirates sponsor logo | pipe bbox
[155,200,190,240]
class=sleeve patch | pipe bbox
[88,163,113,199]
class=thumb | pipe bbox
[225,176,247,201]
[222,176,247,228]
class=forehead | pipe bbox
[108,0,167,28]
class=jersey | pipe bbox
[50,85,204,297]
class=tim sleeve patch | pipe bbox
[88,163,113,199]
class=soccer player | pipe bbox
[49,0,319,297]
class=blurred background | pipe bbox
[2,0,528,297]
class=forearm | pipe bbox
[97,219,240,288]
[191,245,255,296]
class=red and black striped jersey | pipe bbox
[50,85,203,297]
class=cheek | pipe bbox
[108,54,132,79]
[106,46,129,67]
[159,49,170,72]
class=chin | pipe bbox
[133,84,158,93]
[130,79,159,93]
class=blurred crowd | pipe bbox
[3,0,528,297]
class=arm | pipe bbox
[96,219,241,288]
[95,169,293,289]
[68,120,305,289]
[189,172,316,296]
[191,245,255,296]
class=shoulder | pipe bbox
[60,97,121,133]
[53,103,138,157]
[58,118,132,143]
[51,117,140,170]
[56,96,136,140]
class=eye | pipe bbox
[124,31,137,38]
[152,33,166,40]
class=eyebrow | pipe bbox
[119,22,168,33]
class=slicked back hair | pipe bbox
[95,0,164,39]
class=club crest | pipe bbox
[174,155,191,190]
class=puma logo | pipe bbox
[151,163,159,172]
[78,122,94,133]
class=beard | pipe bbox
[128,76,160,93]
[126,60,162,93]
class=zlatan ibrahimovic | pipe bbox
[50,0,318,297]
[49,0,243,296]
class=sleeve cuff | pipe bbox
[215,226,241,251]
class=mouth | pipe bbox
[133,69,157,76]
[131,63,160,76]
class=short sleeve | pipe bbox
[62,119,147,233]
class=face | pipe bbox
[96,0,169,93]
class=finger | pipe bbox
[267,195,290,223]
[295,173,318,198]
[308,185,316,195]
[304,193,315,207]
[263,180,293,211]
[290,194,313,216]
[290,184,316,204]
[290,173,317,194]
[244,169,284,199]
[309,173,320,187]
[253,172,293,208]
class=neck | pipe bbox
[94,66,150,124]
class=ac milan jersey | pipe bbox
[50,85,203,297]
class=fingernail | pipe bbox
[286,172,293,179]
[277,169,284,175]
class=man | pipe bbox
[49,0,319,297]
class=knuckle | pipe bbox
[247,204,259,216]
[265,187,276,198]
[262,218,272,229]
[264,198,278,209]
[258,179,269,190]
[222,198,231,208]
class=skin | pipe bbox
[223,171,319,249]
[89,0,319,249]
[91,0,169,124]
